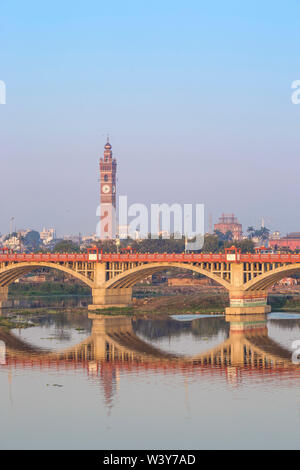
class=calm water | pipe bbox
[1,307,300,450]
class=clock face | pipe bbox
[112,185,116,193]
[102,184,110,194]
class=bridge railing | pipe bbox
[0,253,89,263]
[98,253,228,262]
[0,252,300,264]
[240,253,300,263]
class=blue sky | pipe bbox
[1,0,300,236]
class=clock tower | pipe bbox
[99,138,117,239]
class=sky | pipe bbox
[0,0,300,237]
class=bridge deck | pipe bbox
[1,253,300,263]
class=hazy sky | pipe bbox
[1,1,300,237]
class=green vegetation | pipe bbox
[269,295,300,312]
[24,230,41,250]
[89,290,228,316]
[201,234,255,253]
[53,240,80,253]
[92,233,255,254]
[247,226,270,241]
[93,235,186,253]
[14,229,260,255]
[0,307,93,331]
[92,306,135,316]
[9,282,90,298]
[0,316,33,329]
[214,230,233,242]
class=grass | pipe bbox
[91,306,135,316]
[269,294,300,312]
[91,293,227,316]
[9,282,91,298]
[0,317,33,329]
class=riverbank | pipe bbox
[92,291,228,316]
[268,293,300,312]
[93,291,300,316]
[9,282,90,298]
[5,283,300,318]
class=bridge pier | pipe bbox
[88,287,133,310]
[226,290,271,315]
[88,263,133,310]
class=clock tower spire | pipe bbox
[99,137,117,239]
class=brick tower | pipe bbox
[99,138,117,239]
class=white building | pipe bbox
[5,236,21,251]
[40,228,56,245]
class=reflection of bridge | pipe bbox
[0,314,298,372]
[2,314,299,411]
[1,249,300,313]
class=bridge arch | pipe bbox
[104,262,231,290]
[0,262,94,289]
[243,263,300,291]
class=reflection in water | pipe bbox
[1,313,300,411]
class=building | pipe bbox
[40,227,56,245]
[5,236,21,251]
[80,234,99,250]
[214,213,242,241]
[269,232,300,251]
[19,274,47,283]
[277,277,298,286]
[168,277,213,286]
[17,229,31,238]
[271,231,280,240]
[99,138,117,239]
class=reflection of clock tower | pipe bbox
[99,138,117,239]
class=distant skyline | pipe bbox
[1,1,300,237]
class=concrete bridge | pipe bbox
[1,247,300,314]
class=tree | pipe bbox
[247,226,255,239]
[53,240,80,253]
[91,235,187,254]
[247,225,270,242]
[202,234,220,253]
[24,230,41,251]
[224,231,233,242]
[224,239,255,253]
[258,227,270,241]
[214,230,233,242]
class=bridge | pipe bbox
[1,247,300,314]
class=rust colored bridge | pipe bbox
[0,247,300,314]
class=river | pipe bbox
[0,306,300,449]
